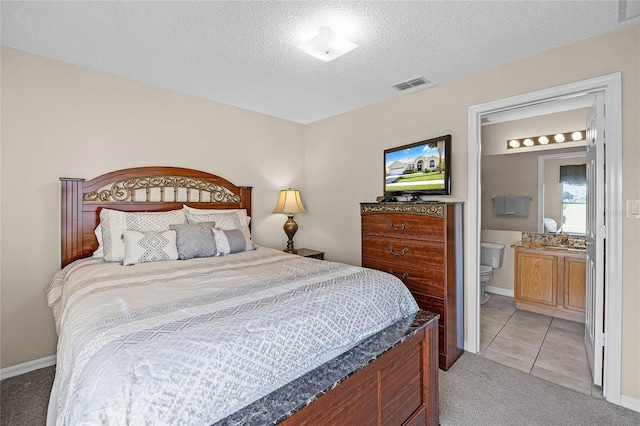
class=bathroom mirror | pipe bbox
[538,150,587,234]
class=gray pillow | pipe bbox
[169,222,217,260]
[211,228,253,256]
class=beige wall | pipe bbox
[0,47,305,368]
[304,24,640,400]
[481,151,539,232]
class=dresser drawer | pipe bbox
[410,292,446,324]
[362,258,445,298]
[361,236,445,270]
[362,214,445,242]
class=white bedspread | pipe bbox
[45,247,418,425]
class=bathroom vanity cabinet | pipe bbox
[360,202,464,370]
[514,247,586,323]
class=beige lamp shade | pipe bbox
[273,189,306,214]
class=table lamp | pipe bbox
[273,189,306,253]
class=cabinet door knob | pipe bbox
[388,221,409,231]
[388,246,409,256]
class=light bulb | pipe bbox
[538,136,549,145]
[572,131,583,141]
[523,138,534,147]
[508,140,520,148]
[554,133,565,143]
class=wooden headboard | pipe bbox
[60,166,252,268]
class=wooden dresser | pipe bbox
[360,202,464,370]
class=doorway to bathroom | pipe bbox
[478,102,591,394]
[467,73,622,405]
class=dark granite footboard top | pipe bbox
[215,309,439,426]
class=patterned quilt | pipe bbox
[45,247,418,425]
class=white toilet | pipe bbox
[479,242,505,304]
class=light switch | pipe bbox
[627,200,640,218]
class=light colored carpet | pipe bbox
[440,352,640,425]
[2,353,640,425]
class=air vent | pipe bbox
[392,76,430,91]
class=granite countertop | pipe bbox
[512,241,586,254]
[511,232,586,254]
[215,309,439,426]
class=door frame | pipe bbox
[467,73,622,403]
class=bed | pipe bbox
[47,166,439,425]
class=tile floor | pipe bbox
[479,294,602,397]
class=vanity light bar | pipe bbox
[506,130,586,150]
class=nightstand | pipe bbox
[291,248,324,260]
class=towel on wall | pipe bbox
[494,195,530,217]
[494,196,507,215]
[505,196,516,214]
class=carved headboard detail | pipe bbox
[60,166,252,268]
[83,176,241,203]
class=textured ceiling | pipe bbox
[1,1,637,124]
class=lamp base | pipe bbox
[283,214,298,253]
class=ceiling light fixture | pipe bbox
[298,26,358,62]
[506,130,586,150]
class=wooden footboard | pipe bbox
[281,319,439,426]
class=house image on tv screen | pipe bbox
[387,155,441,177]
[385,138,446,191]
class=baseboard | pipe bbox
[485,286,514,298]
[0,355,56,381]
[621,395,640,413]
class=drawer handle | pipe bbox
[388,269,409,281]
[388,246,409,257]
[388,221,409,231]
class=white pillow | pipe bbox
[100,208,187,262]
[93,224,104,257]
[211,228,254,256]
[183,206,251,226]
[122,230,178,266]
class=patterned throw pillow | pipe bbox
[211,228,253,256]
[185,210,245,229]
[186,210,255,251]
[122,230,179,266]
[100,208,187,262]
[183,206,251,226]
[169,222,217,260]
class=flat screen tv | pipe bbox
[384,134,451,198]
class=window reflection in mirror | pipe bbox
[562,182,586,234]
